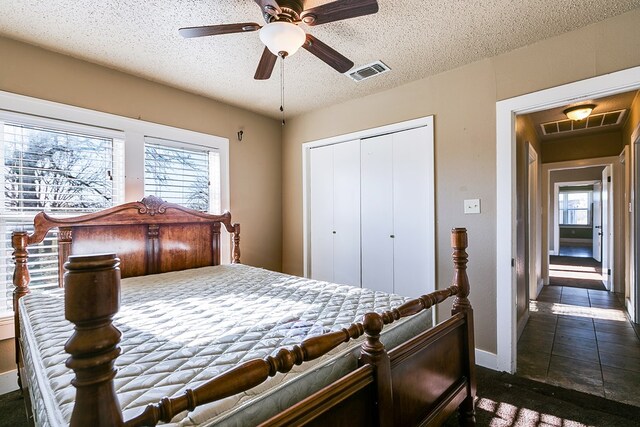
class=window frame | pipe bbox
[558,188,593,227]
[0,90,230,318]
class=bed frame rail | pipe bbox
[62,228,475,427]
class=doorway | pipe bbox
[495,65,640,374]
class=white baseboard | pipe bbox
[536,278,544,297]
[516,311,530,340]
[0,370,18,395]
[475,348,498,370]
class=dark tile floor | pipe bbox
[558,244,593,258]
[518,285,640,407]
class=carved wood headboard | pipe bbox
[12,196,241,296]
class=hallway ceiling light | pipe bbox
[563,104,596,121]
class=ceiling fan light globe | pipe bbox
[259,22,306,57]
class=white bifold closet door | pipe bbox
[309,140,361,286]
[361,127,432,297]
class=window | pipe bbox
[1,116,124,312]
[144,138,221,213]
[558,189,591,226]
[0,90,230,316]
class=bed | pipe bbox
[12,195,476,426]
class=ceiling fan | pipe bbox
[179,0,379,80]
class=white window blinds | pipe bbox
[144,138,220,213]
[1,118,124,313]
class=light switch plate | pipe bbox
[464,199,481,214]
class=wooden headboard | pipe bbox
[12,195,240,298]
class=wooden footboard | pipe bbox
[60,228,475,427]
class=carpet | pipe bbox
[548,255,606,291]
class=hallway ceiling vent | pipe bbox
[541,109,626,136]
[347,61,390,82]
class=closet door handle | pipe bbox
[390,234,395,238]
[333,231,336,234]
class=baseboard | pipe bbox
[0,370,18,395]
[516,311,530,340]
[475,348,497,370]
[536,278,544,298]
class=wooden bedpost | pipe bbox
[12,231,30,388]
[232,223,241,263]
[64,253,124,427]
[360,312,393,427]
[450,228,476,426]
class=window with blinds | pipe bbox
[1,119,124,313]
[144,139,220,213]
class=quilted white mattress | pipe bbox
[19,264,432,426]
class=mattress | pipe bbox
[19,264,432,426]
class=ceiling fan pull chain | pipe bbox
[280,53,285,126]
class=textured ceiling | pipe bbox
[1,1,640,119]
[525,90,639,140]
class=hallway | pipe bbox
[517,284,640,407]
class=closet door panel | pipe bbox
[309,145,334,282]
[361,135,394,293]
[332,140,361,286]
[392,127,433,297]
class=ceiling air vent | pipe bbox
[540,109,626,136]
[347,61,390,82]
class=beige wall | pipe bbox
[0,37,283,378]
[541,131,624,163]
[0,37,283,272]
[282,9,640,354]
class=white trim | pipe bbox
[0,90,232,269]
[551,176,604,255]
[496,65,640,373]
[0,370,18,394]
[475,349,498,370]
[0,315,13,341]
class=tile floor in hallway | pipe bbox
[517,285,640,407]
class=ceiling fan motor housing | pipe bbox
[264,0,306,23]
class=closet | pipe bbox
[360,127,431,297]
[309,139,361,287]
[307,119,434,298]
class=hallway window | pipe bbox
[558,189,591,225]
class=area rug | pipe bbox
[548,255,605,291]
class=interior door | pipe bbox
[332,140,361,287]
[592,181,602,263]
[392,127,432,297]
[361,134,394,293]
[602,165,612,290]
[310,145,334,282]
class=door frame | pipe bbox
[301,116,435,283]
[496,65,640,373]
[551,178,601,257]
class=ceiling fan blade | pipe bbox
[179,23,261,38]
[254,47,278,80]
[254,0,281,16]
[301,0,378,26]
[302,34,354,73]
